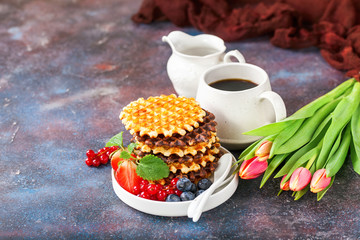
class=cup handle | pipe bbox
[223,50,246,63]
[259,91,287,122]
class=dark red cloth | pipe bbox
[132,0,360,78]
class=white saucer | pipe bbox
[111,147,239,217]
[220,136,261,150]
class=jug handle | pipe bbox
[224,50,246,63]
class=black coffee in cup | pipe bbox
[209,78,258,91]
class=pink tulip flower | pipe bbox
[289,167,312,191]
[310,169,331,193]
[239,156,268,179]
[280,175,290,191]
[255,140,273,160]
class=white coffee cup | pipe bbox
[196,62,287,150]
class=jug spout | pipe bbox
[162,35,176,53]
[162,31,226,57]
[162,31,192,54]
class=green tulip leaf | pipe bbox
[281,147,318,183]
[243,120,295,136]
[260,153,289,188]
[325,125,345,163]
[271,119,304,157]
[274,124,327,178]
[350,103,360,174]
[350,139,360,175]
[276,99,340,154]
[316,82,360,169]
[286,79,354,121]
[294,186,310,201]
[325,124,351,177]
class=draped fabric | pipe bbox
[132,0,360,80]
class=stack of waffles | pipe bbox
[119,94,222,184]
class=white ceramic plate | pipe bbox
[111,146,239,217]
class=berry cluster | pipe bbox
[129,177,213,202]
[166,178,212,202]
[133,178,183,201]
[85,146,119,167]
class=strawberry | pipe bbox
[111,150,122,172]
[115,159,142,193]
[111,150,137,172]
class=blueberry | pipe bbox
[195,189,205,197]
[189,182,197,193]
[197,178,212,190]
[166,194,181,202]
[176,178,192,192]
[180,191,195,201]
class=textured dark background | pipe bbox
[1,0,359,239]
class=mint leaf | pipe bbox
[105,132,123,147]
[120,151,131,159]
[136,155,170,181]
[127,142,138,154]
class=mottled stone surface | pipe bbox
[0,0,359,239]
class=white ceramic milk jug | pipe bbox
[162,31,245,98]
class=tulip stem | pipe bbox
[305,152,318,169]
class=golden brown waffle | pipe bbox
[153,160,219,185]
[133,110,217,147]
[136,133,219,157]
[136,143,221,164]
[168,154,216,174]
[119,94,206,137]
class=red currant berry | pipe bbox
[147,184,158,195]
[97,148,105,154]
[156,190,167,201]
[99,154,108,164]
[166,189,175,195]
[170,178,179,186]
[139,191,150,199]
[140,184,148,192]
[175,189,182,197]
[110,146,119,152]
[86,149,96,159]
[132,185,141,195]
[85,158,92,166]
[92,158,101,167]
[155,184,163,192]
[141,180,149,186]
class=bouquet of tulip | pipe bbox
[235,78,360,201]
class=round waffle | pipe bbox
[136,134,219,157]
[136,144,221,164]
[120,94,206,138]
[133,110,217,147]
[153,160,219,185]
[168,154,217,174]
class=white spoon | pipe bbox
[187,153,233,222]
